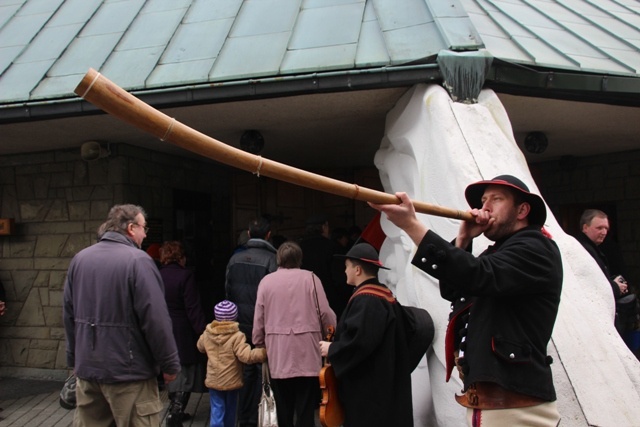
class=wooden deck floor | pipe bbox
[0,383,325,426]
[0,388,212,427]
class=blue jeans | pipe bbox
[209,388,239,427]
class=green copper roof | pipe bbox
[0,0,638,105]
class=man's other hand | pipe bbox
[163,372,178,383]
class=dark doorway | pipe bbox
[173,189,229,322]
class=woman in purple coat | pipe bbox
[160,241,208,427]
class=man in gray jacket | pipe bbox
[225,216,277,427]
[63,204,180,426]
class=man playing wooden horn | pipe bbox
[370,175,563,427]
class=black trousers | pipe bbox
[238,363,261,425]
[271,376,319,427]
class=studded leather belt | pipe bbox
[455,382,546,410]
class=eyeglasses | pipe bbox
[131,223,149,233]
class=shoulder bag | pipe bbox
[258,362,278,427]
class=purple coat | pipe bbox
[63,231,180,382]
[160,263,207,365]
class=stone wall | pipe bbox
[0,144,229,379]
[532,149,640,285]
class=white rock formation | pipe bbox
[374,84,640,427]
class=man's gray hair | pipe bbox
[98,204,146,237]
[579,209,607,228]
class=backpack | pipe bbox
[353,284,434,371]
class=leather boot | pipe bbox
[165,393,184,427]
[179,392,192,421]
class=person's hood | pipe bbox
[246,238,277,253]
[205,320,240,344]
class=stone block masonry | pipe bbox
[0,144,228,378]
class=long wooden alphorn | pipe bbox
[74,68,472,221]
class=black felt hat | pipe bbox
[464,174,547,226]
[335,243,389,270]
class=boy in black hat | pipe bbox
[319,243,416,427]
[370,175,563,427]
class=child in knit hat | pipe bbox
[197,300,267,427]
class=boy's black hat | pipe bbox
[335,242,389,270]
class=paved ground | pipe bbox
[0,377,212,427]
[0,377,325,426]
[0,377,64,401]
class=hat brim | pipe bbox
[334,254,390,270]
[465,180,547,226]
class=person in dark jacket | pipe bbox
[160,241,208,427]
[319,243,414,427]
[63,204,180,426]
[225,217,277,427]
[576,209,636,337]
[300,214,350,320]
[370,175,563,427]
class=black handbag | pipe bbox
[59,373,76,410]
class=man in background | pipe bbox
[225,217,277,427]
[63,204,180,426]
[300,214,350,319]
[576,209,636,337]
